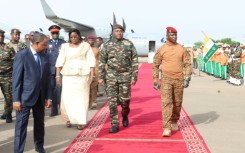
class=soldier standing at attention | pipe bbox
[87,35,100,109]
[152,26,192,137]
[47,25,66,117]
[98,24,138,133]
[0,29,16,123]
[96,37,107,97]
[6,28,26,53]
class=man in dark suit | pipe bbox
[46,25,65,117]
[12,32,52,153]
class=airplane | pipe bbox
[40,0,164,56]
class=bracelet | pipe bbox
[55,76,60,78]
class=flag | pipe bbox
[203,34,218,63]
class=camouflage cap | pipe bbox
[0,29,5,34]
[11,28,21,34]
[113,24,125,32]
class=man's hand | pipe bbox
[13,101,22,112]
[98,79,104,85]
[45,99,52,108]
[88,77,93,85]
[153,81,160,90]
[56,77,62,86]
[131,80,136,86]
[184,77,191,88]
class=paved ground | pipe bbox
[1,59,245,153]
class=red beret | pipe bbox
[87,35,95,39]
[166,26,177,33]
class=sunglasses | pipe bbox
[51,32,59,35]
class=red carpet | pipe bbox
[64,64,211,153]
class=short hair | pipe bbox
[31,33,48,44]
[96,37,103,42]
[30,31,39,36]
[68,29,81,42]
[25,34,30,37]
[11,28,21,34]
[0,29,5,34]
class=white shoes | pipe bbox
[162,129,171,137]
[171,123,179,131]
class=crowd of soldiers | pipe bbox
[0,26,105,124]
[191,42,245,86]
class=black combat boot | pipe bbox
[109,126,119,133]
[122,116,129,127]
[0,113,6,120]
[6,114,12,123]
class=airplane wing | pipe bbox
[40,0,94,32]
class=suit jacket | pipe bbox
[46,39,66,75]
[12,47,52,107]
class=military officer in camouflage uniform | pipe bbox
[6,28,26,53]
[152,27,192,137]
[0,29,16,123]
[229,43,242,85]
[98,24,138,133]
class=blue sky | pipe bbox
[0,0,245,45]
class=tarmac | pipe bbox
[1,58,245,153]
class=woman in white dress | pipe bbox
[55,29,95,130]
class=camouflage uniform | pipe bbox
[231,47,242,78]
[6,41,26,53]
[0,43,15,117]
[152,43,192,130]
[89,47,99,108]
[99,38,138,126]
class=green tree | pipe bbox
[220,38,232,44]
[194,41,203,49]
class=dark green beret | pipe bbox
[113,24,125,32]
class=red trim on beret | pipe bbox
[50,28,60,32]
[166,26,177,33]
[87,35,95,39]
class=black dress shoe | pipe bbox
[35,146,47,153]
[122,116,129,127]
[6,114,12,123]
[49,113,58,117]
[0,114,6,120]
[109,126,119,133]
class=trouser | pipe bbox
[215,63,221,77]
[14,95,45,153]
[193,58,198,69]
[240,64,245,78]
[50,75,62,115]
[0,75,13,115]
[106,80,131,126]
[221,65,227,79]
[90,77,98,106]
[161,75,184,130]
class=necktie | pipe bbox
[35,53,41,74]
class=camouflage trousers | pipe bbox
[230,60,241,79]
[160,75,184,130]
[0,75,13,115]
[89,76,98,106]
[106,80,131,126]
